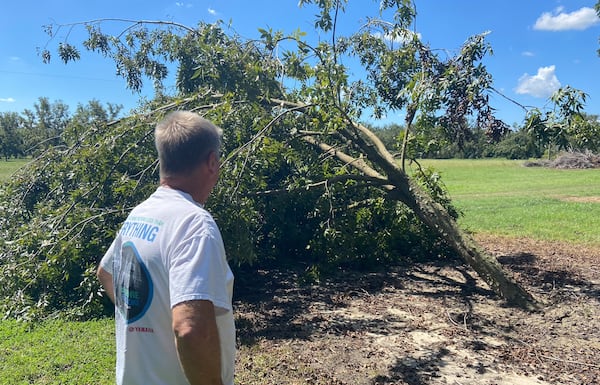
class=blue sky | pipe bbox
[1,1,599,127]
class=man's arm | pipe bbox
[96,266,115,304]
[172,300,223,385]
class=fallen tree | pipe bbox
[264,98,538,310]
[0,1,542,319]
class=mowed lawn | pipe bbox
[0,319,115,385]
[414,158,600,245]
[0,158,30,181]
[1,157,599,384]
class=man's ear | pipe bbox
[207,151,220,173]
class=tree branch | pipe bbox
[46,18,199,37]
[253,173,390,196]
[267,97,404,182]
[302,135,389,184]
[222,102,312,168]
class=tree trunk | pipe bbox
[388,176,539,311]
[399,103,417,171]
[346,123,540,311]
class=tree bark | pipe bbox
[399,103,417,171]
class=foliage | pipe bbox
[566,113,600,153]
[523,86,594,159]
[0,109,157,319]
[491,129,541,159]
[0,98,122,161]
[21,97,71,154]
[0,112,26,160]
[411,164,461,220]
[1,1,536,318]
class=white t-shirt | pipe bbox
[100,186,235,385]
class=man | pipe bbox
[97,111,235,385]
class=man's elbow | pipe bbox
[173,317,215,344]
[97,266,110,284]
[172,301,219,343]
[96,266,115,303]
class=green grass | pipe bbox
[413,158,600,245]
[0,158,30,182]
[0,319,115,384]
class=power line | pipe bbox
[0,69,122,82]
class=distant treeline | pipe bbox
[0,97,122,161]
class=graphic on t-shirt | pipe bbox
[115,241,153,323]
[119,218,160,242]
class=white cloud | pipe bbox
[515,65,561,98]
[521,51,535,57]
[175,2,193,8]
[534,7,600,31]
[207,8,217,16]
[373,30,421,45]
[0,97,16,103]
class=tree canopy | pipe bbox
[0,0,550,319]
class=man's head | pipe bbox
[155,111,222,179]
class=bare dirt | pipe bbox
[233,235,600,385]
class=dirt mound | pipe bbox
[524,152,600,169]
[233,236,600,384]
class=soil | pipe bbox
[233,235,600,385]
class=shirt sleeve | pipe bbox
[168,230,231,312]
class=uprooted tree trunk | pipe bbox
[279,99,539,311]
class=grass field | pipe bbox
[0,319,115,385]
[0,158,29,181]
[413,158,600,245]
[2,157,599,383]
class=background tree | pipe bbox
[372,123,405,153]
[0,0,539,319]
[20,97,70,155]
[568,112,600,153]
[524,86,590,159]
[0,112,25,160]
[64,100,122,146]
[492,129,541,159]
